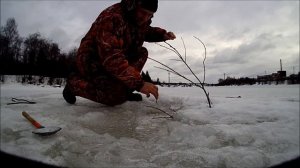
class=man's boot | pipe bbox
[63,83,76,104]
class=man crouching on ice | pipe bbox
[63,0,176,106]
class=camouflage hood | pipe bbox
[121,0,138,12]
[121,0,158,12]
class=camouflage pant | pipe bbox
[68,47,148,106]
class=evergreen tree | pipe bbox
[141,71,153,83]
[0,18,23,73]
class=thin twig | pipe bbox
[181,37,187,62]
[154,66,175,75]
[155,43,177,54]
[163,42,184,61]
[170,59,182,62]
[149,57,197,86]
[145,105,174,118]
[194,36,207,83]
[194,37,212,106]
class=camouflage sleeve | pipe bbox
[96,14,144,91]
[145,26,168,42]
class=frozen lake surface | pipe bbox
[1,83,299,167]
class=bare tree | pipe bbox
[149,36,212,108]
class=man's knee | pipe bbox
[139,47,148,58]
[130,47,148,72]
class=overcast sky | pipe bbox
[1,0,299,83]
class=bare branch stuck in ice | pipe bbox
[151,37,212,108]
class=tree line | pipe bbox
[0,18,76,78]
[217,75,299,86]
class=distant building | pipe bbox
[257,59,288,85]
[257,71,286,85]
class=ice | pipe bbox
[1,83,299,167]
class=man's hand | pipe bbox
[164,31,176,41]
[139,82,159,100]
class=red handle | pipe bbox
[22,111,44,128]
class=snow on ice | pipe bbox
[0,81,299,168]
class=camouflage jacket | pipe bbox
[76,0,168,91]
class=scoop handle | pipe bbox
[22,111,44,128]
